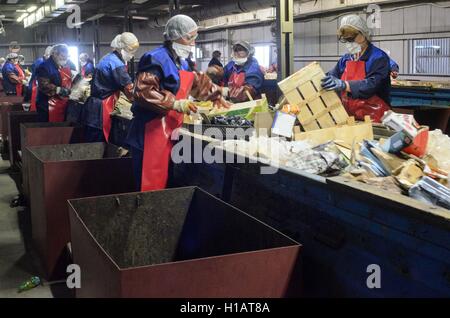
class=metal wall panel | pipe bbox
[380,40,404,73]
[320,18,339,56]
[404,4,431,34]
[380,9,404,35]
[431,1,450,32]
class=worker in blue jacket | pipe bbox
[79,53,95,79]
[1,53,27,96]
[223,41,264,103]
[28,46,53,111]
[82,32,139,143]
[35,44,73,122]
[321,15,391,123]
[126,14,228,192]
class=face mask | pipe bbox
[345,42,362,55]
[80,61,87,67]
[233,56,248,66]
[121,49,134,62]
[55,56,67,66]
[172,42,192,59]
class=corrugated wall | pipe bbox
[0,21,163,66]
[1,1,450,80]
[196,1,450,80]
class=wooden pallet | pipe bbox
[392,79,450,90]
[293,116,373,146]
[278,62,349,131]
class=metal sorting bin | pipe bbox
[28,142,135,279]
[69,187,302,298]
[21,122,84,204]
[0,97,23,143]
[8,111,39,166]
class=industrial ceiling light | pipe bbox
[17,13,28,22]
[0,20,5,36]
[27,6,38,13]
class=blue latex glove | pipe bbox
[321,75,347,92]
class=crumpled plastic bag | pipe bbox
[426,130,450,173]
[285,149,347,175]
[220,135,312,165]
[69,78,91,103]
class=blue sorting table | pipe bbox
[172,130,450,297]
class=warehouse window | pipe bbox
[254,45,271,68]
[68,46,79,72]
[413,38,450,75]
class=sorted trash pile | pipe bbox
[219,136,350,177]
[215,112,449,209]
[184,62,450,210]
[342,112,449,209]
[210,115,253,127]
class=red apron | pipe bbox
[14,64,25,97]
[228,72,245,91]
[30,81,38,111]
[102,91,120,142]
[81,66,86,78]
[341,60,390,123]
[140,70,195,192]
[48,67,72,122]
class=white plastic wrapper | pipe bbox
[69,78,91,104]
[426,129,450,173]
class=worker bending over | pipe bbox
[35,44,73,122]
[126,14,228,191]
[321,14,391,123]
[82,32,139,142]
[223,41,264,103]
[27,46,53,111]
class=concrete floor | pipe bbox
[0,157,70,298]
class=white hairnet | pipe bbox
[164,14,198,41]
[51,44,69,55]
[110,32,139,53]
[339,14,371,40]
[79,53,89,61]
[18,55,25,62]
[233,40,255,56]
[44,46,53,57]
[0,57,5,64]
[6,53,19,60]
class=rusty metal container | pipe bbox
[0,97,23,148]
[28,142,135,279]
[69,187,302,298]
[8,111,39,167]
[21,122,84,204]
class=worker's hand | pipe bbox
[56,87,71,98]
[173,99,198,114]
[213,96,231,109]
[221,87,229,98]
[21,79,28,85]
[391,71,399,79]
[321,75,347,92]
